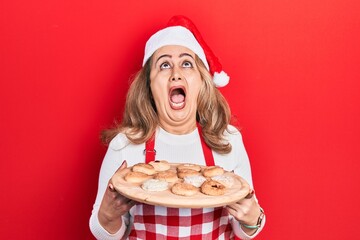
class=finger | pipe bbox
[108,182,117,192]
[226,204,238,212]
[118,200,136,213]
[118,160,128,171]
[227,201,244,210]
[226,206,236,216]
[127,200,137,208]
[245,189,255,199]
[226,205,245,219]
[113,160,128,175]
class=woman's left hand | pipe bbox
[226,191,262,235]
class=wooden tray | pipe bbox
[111,164,251,208]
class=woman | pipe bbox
[90,15,265,239]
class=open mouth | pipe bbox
[169,86,186,110]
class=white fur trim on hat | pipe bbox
[213,71,230,87]
[142,26,209,70]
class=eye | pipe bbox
[182,61,193,68]
[160,62,171,70]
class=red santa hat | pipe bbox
[143,15,229,87]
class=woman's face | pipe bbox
[150,45,203,134]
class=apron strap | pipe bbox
[145,135,156,163]
[196,123,215,166]
[144,124,215,166]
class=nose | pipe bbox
[170,67,183,81]
[171,76,182,81]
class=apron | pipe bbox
[128,124,237,239]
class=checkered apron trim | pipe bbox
[128,125,239,239]
[128,204,235,239]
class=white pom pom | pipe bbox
[213,71,230,87]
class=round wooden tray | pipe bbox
[111,164,251,208]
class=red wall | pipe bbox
[1,0,360,239]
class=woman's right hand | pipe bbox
[98,161,136,234]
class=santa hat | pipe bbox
[142,15,229,87]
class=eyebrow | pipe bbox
[179,53,194,59]
[155,54,171,65]
[155,52,194,65]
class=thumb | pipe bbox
[114,160,128,174]
[245,189,255,199]
[108,160,128,192]
[119,160,128,170]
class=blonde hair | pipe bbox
[101,56,234,154]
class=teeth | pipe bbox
[171,101,185,108]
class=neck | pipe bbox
[159,120,197,135]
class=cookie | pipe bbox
[177,169,201,179]
[154,170,179,183]
[202,166,224,177]
[183,175,207,188]
[124,171,152,183]
[141,179,169,192]
[200,180,226,196]
[132,163,156,175]
[171,182,199,196]
[177,163,202,172]
[211,175,234,188]
[149,160,171,171]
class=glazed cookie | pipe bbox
[211,175,234,188]
[183,175,207,188]
[141,179,169,192]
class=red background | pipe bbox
[1,0,360,239]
